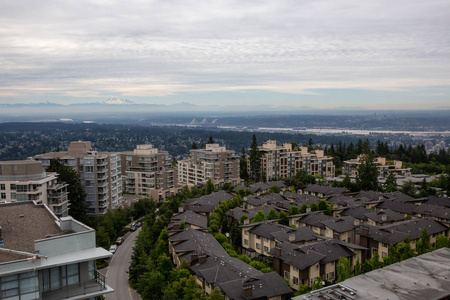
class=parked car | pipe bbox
[109,244,117,254]
[115,237,124,245]
[130,225,137,232]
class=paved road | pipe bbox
[106,228,141,300]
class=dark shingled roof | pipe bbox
[303,184,346,196]
[354,191,390,201]
[183,190,233,213]
[270,226,318,244]
[219,272,293,300]
[168,210,208,229]
[340,206,372,221]
[383,218,448,240]
[375,200,417,215]
[322,216,358,233]
[0,202,63,263]
[355,226,407,245]
[414,204,450,221]
[364,209,405,224]
[296,212,337,229]
[423,195,450,208]
[270,240,355,270]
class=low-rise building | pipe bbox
[0,160,69,217]
[252,140,335,181]
[0,201,113,299]
[343,155,411,177]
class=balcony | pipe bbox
[42,271,113,300]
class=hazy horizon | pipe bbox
[1,1,449,109]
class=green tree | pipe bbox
[252,211,266,223]
[310,202,319,212]
[239,148,249,181]
[384,173,397,192]
[400,180,417,198]
[336,257,353,283]
[288,205,301,216]
[417,228,430,254]
[267,208,278,220]
[278,211,289,226]
[270,185,281,194]
[207,287,223,300]
[191,142,198,149]
[207,135,215,144]
[355,154,379,191]
[205,179,215,195]
[435,234,450,249]
[95,225,110,249]
[249,134,262,182]
[46,159,87,221]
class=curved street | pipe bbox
[105,228,141,300]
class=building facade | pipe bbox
[343,155,412,177]
[121,144,179,202]
[178,144,241,188]
[252,140,335,181]
[0,160,69,217]
[0,201,113,300]
[34,141,123,216]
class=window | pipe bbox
[244,230,249,236]
[1,193,6,199]
[41,264,79,292]
[264,246,269,253]
[284,271,290,280]
[256,243,261,250]
[315,264,319,270]
[85,166,94,173]
[0,271,39,299]
[0,184,5,190]
[293,267,299,272]
[256,235,260,240]
[328,272,335,280]
[293,276,299,285]
[244,239,249,245]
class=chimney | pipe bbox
[280,191,283,195]
[244,197,248,201]
[185,204,190,210]
[173,222,180,230]
[229,210,234,216]
[306,208,311,213]
[353,219,360,226]
[289,234,296,242]
[198,255,207,264]
[243,283,253,299]
[244,219,250,225]
[178,206,184,213]
[274,245,282,257]
[381,215,388,222]
[191,252,198,262]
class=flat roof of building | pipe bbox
[0,202,64,263]
[297,247,450,300]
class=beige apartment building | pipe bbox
[178,143,241,188]
[34,141,122,216]
[0,160,69,217]
[252,140,335,181]
[121,144,180,202]
[343,155,412,177]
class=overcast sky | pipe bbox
[1,0,449,109]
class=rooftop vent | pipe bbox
[19,214,24,218]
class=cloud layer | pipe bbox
[0,0,449,107]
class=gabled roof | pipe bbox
[384,218,448,240]
[303,184,346,195]
[375,200,417,215]
[168,210,208,229]
[322,216,358,233]
[219,272,293,300]
[423,195,450,208]
[183,190,233,213]
[270,226,317,243]
[296,212,337,229]
[340,206,372,221]
[355,226,407,245]
[364,209,405,224]
[414,204,450,220]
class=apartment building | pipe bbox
[252,140,335,181]
[0,201,113,299]
[0,160,69,217]
[343,155,412,177]
[121,144,179,202]
[34,141,123,216]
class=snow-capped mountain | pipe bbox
[103,97,135,105]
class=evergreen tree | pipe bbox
[252,211,266,223]
[207,135,215,144]
[239,148,249,181]
[355,154,379,191]
[191,142,198,149]
[249,134,261,182]
[336,257,353,283]
[46,159,87,222]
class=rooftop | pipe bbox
[298,248,450,300]
[0,202,65,263]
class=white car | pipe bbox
[109,244,117,254]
